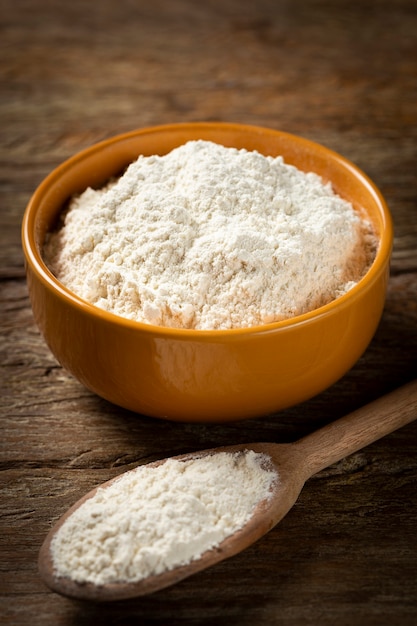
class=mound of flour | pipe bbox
[44,140,376,330]
[50,450,277,585]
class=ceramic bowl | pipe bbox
[22,123,393,422]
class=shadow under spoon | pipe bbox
[38,379,417,601]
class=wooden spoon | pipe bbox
[39,379,417,602]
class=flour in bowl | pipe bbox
[44,140,377,330]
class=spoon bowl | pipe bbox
[38,380,417,601]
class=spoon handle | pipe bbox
[293,379,417,477]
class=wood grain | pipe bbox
[1,0,417,624]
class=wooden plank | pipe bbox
[1,0,416,623]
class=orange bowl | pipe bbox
[21,123,393,422]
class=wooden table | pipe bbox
[1,1,416,624]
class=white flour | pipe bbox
[44,140,376,330]
[50,450,277,585]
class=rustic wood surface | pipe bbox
[1,0,416,624]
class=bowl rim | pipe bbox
[22,121,394,339]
